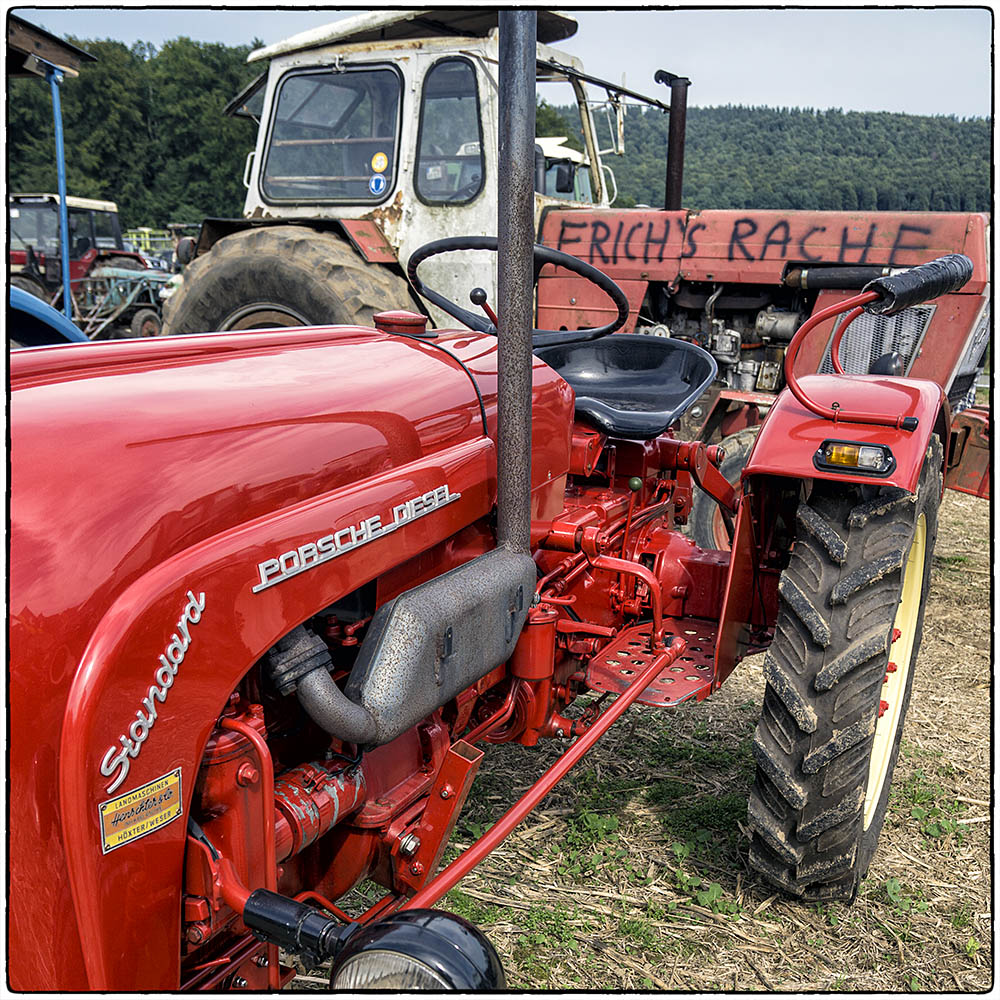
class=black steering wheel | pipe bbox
[406,235,630,347]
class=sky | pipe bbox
[14,5,993,118]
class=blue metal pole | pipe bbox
[46,64,73,319]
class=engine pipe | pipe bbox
[402,637,687,911]
[495,10,537,554]
[269,626,377,746]
[465,682,519,743]
[655,70,690,211]
[273,761,367,860]
[590,554,665,649]
[784,265,892,290]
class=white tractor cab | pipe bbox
[164,9,674,334]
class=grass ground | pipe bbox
[291,489,991,991]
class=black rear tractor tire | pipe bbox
[130,308,162,338]
[161,226,412,335]
[689,427,760,550]
[11,272,50,301]
[746,435,941,903]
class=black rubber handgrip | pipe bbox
[862,254,974,316]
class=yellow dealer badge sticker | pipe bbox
[371,151,388,173]
[99,767,182,854]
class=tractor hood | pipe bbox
[8,324,574,989]
[10,321,573,717]
[10,326,524,647]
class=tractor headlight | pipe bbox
[814,440,895,476]
[333,950,452,989]
[329,909,505,991]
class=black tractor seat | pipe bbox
[534,334,717,440]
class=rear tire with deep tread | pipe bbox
[689,427,760,550]
[11,273,49,301]
[161,226,412,335]
[746,436,941,902]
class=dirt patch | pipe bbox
[291,491,991,991]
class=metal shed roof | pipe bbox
[7,14,96,78]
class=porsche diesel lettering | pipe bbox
[253,484,462,592]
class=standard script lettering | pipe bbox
[100,590,205,794]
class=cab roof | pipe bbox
[248,9,578,63]
[10,193,118,213]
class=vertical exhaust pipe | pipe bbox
[655,69,690,210]
[496,10,537,554]
[290,12,540,750]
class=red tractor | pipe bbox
[8,13,985,991]
[534,205,991,545]
[8,193,150,298]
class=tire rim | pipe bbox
[220,303,310,330]
[863,513,926,830]
[710,505,730,550]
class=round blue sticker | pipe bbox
[369,174,387,196]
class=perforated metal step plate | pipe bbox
[586,619,717,706]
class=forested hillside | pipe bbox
[7,36,991,228]
[581,103,991,213]
[8,38,259,227]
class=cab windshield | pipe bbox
[9,202,60,254]
[262,66,401,203]
[8,202,118,258]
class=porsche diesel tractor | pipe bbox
[10,11,985,992]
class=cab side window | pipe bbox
[416,59,485,205]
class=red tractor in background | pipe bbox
[535,205,991,544]
[161,9,990,549]
[9,192,168,338]
[9,192,149,296]
[9,11,988,992]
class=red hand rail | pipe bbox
[783,290,920,430]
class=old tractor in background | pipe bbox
[161,8,990,547]
[10,12,985,991]
[9,192,170,338]
[537,205,991,543]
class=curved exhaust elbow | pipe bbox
[295,667,377,746]
[268,625,376,746]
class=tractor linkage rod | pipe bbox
[402,636,687,911]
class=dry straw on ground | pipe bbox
[292,490,991,992]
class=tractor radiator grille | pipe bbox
[819,304,934,377]
[947,299,991,413]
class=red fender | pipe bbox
[58,435,494,989]
[743,374,946,493]
[715,374,946,684]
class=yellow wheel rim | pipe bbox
[863,513,926,830]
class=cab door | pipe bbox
[391,51,498,329]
